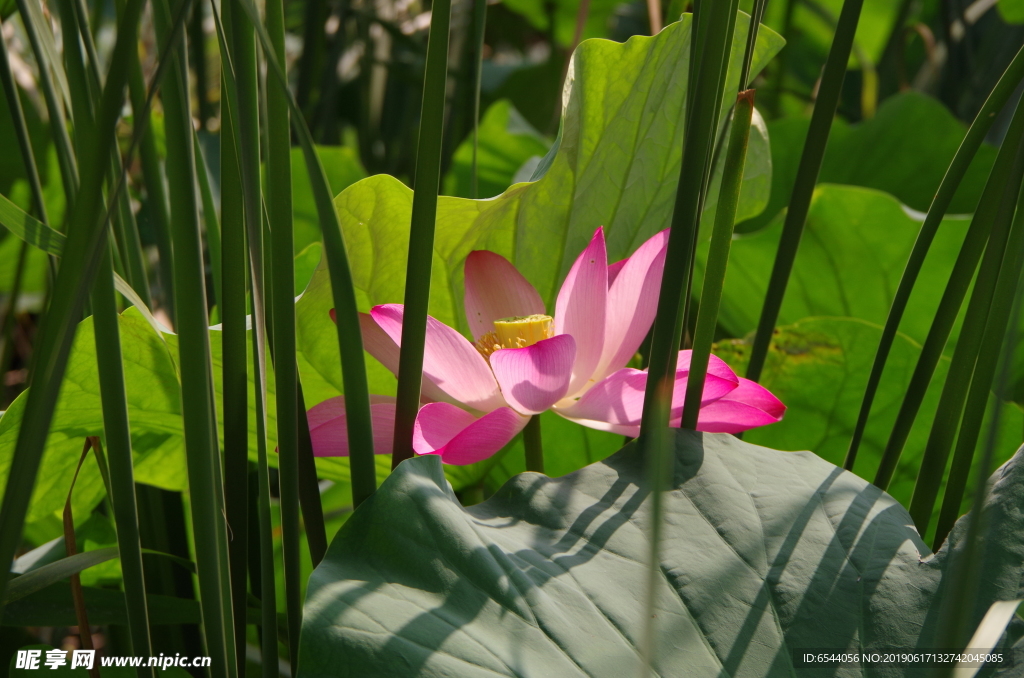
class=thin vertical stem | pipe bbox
[637,5,739,674]
[680,90,755,430]
[90,238,155,676]
[153,0,234,670]
[391,0,452,467]
[297,383,328,566]
[907,137,1024,534]
[266,0,302,664]
[523,415,544,474]
[745,0,865,384]
[843,44,1024,472]
[872,96,1024,490]
[0,0,144,621]
[219,0,250,670]
[469,0,486,199]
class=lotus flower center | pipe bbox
[475,314,554,358]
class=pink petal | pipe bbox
[684,378,786,433]
[555,352,738,426]
[413,403,528,465]
[490,334,576,415]
[554,227,608,396]
[594,229,669,383]
[607,259,628,286]
[306,395,396,457]
[370,304,504,412]
[336,310,453,405]
[463,250,546,341]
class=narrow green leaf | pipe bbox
[229,0,376,507]
[265,0,300,666]
[214,3,251,673]
[4,546,193,604]
[873,96,1024,490]
[681,89,754,430]
[391,0,453,467]
[152,0,234,670]
[745,0,864,383]
[0,0,144,622]
[932,177,1024,548]
[638,3,739,672]
[907,136,1024,535]
[844,46,1024,471]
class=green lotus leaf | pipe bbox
[298,429,1024,676]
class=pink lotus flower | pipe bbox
[308,227,784,464]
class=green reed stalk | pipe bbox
[638,5,738,674]
[218,0,250,669]
[67,0,152,307]
[907,138,1024,536]
[153,0,234,670]
[121,0,174,317]
[54,0,156,662]
[738,0,770,88]
[0,0,144,619]
[933,194,1024,549]
[229,0,376,507]
[872,97,1024,490]
[933,286,1023,667]
[296,383,328,565]
[391,0,452,468]
[91,242,155,674]
[681,89,755,430]
[843,44,1024,471]
[194,134,222,314]
[470,0,487,198]
[0,19,49,226]
[249,260,280,678]
[218,0,253,671]
[265,0,302,665]
[15,0,78,205]
[745,0,864,384]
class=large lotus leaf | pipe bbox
[298,429,1024,677]
[741,92,997,234]
[713,317,1024,542]
[0,310,184,524]
[705,184,973,345]
[296,14,783,400]
[442,99,550,200]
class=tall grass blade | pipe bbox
[952,600,1024,678]
[681,89,755,430]
[121,0,175,317]
[152,0,234,670]
[391,0,452,467]
[91,240,156,672]
[0,0,144,621]
[933,274,1023,672]
[194,133,222,315]
[296,383,327,566]
[217,0,251,670]
[844,45,1024,471]
[744,0,864,383]
[470,0,486,198]
[907,137,1024,535]
[64,439,101,678]
[264,0,302,664]
[872,98,1024,490]
[226,0,377,507]
[738,0,769,88]
[933,182,1024,548]
[638,4,739,673]
[14,0,78,202]
[0,17,49,225]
